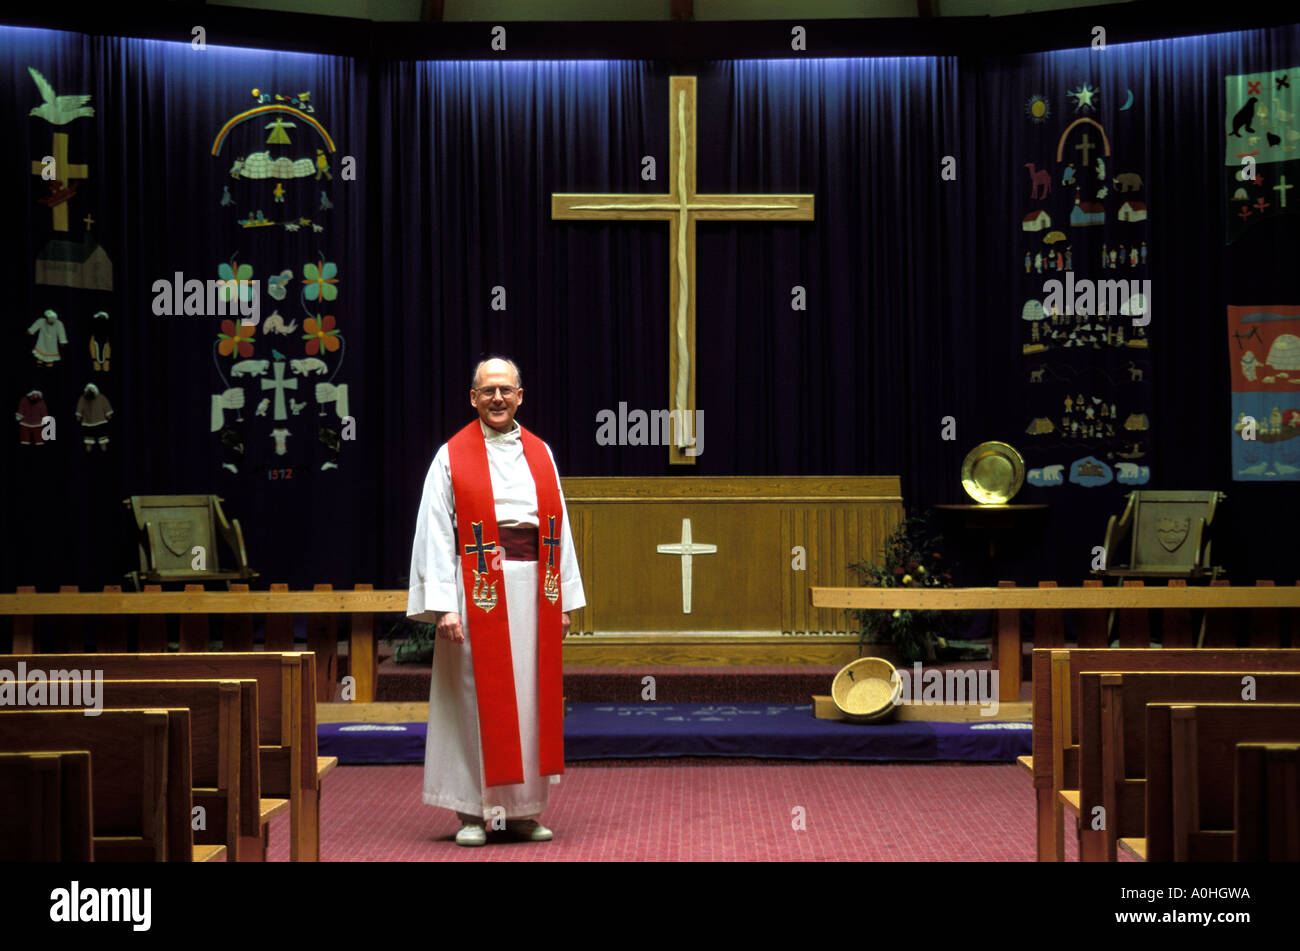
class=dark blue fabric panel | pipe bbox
[317,705,1031,764]
[563,703,942,760]
[319,721,427,765]
[4,23,1299,594]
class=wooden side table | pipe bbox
[932,504,1050,586]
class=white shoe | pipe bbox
[507,819,553,842]
[455,822,486,846]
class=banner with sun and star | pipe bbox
[1017,75,1153,493]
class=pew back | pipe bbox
[1030,648,1300,861]
[0,709,171,860]
[1033,649,1300,790]
[31,679,249,857]
[1146,702,1300,861]
[0,652,314,859]
[1078,670,1300,857]
[0,750,93,861]
[1235,742,1300,861]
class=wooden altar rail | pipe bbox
[810,580,1300,702]
[0,583,393,703]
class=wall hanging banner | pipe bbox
[1225,66,1300,244]
[1227,304,1300,480]
[208,88,347,478]
[1018,78,1152,489]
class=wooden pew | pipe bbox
[1029,647,1300,861]
[0,709,223,861]
[0,751,93,861]
[34,678,284,861]
[1077,670,1300,861]
[0,652,330,861]
[1235,742,1300,861]
[1144,703,1300,861]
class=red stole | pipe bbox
[447,420,565,788]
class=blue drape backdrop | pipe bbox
[2,20,1297,593]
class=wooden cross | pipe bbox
[655,517,717,614]
[1274,174,1293,208]
[1074,132,1095,169]
[83,213,94,230]
[30,132,89,232]
[552,76,814,464]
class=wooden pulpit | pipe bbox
[561,476,903,634]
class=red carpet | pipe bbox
[266,762,1128,861]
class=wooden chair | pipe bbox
[123,494,256,590]
[0,652,330,861]
[1028,647,1300,861]
[1094,490,1225,581]
[0,751,93,861]
[1076,670,1300,861]
[0,709,223,861]
[1144,703,1300,861]
[1234,742,1300,861]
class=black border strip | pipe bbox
[2,0,1297,60]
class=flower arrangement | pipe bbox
[849,512,958,664]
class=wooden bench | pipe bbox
[0,709,222,861]
[1235,742,1300,861]
[35,678,288,861]
[0,652,331,861]
[1077,670,1300,861]
[1029,648,1300,861]
[1144,703,1300,861]
[0,751,92,861]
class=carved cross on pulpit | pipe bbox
[552,76,815,464]
[656,517,717,614]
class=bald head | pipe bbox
[471,357,522,391]
[470,357,524,433]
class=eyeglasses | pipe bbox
[475,386,518,399]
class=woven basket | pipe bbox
[831,657,900,723]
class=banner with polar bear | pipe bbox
[1018,95,1153,490]
[1228,304,1300,481]
[1225,67,1300,244]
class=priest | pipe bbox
[406,357,585,847]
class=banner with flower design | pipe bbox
[208,88,349,477]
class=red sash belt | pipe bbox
[447,421,565,787]
[498,526,539,561]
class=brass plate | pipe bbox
[961,441,1026,504]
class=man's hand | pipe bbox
[562,612,571,636]
[435,611,465,643]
